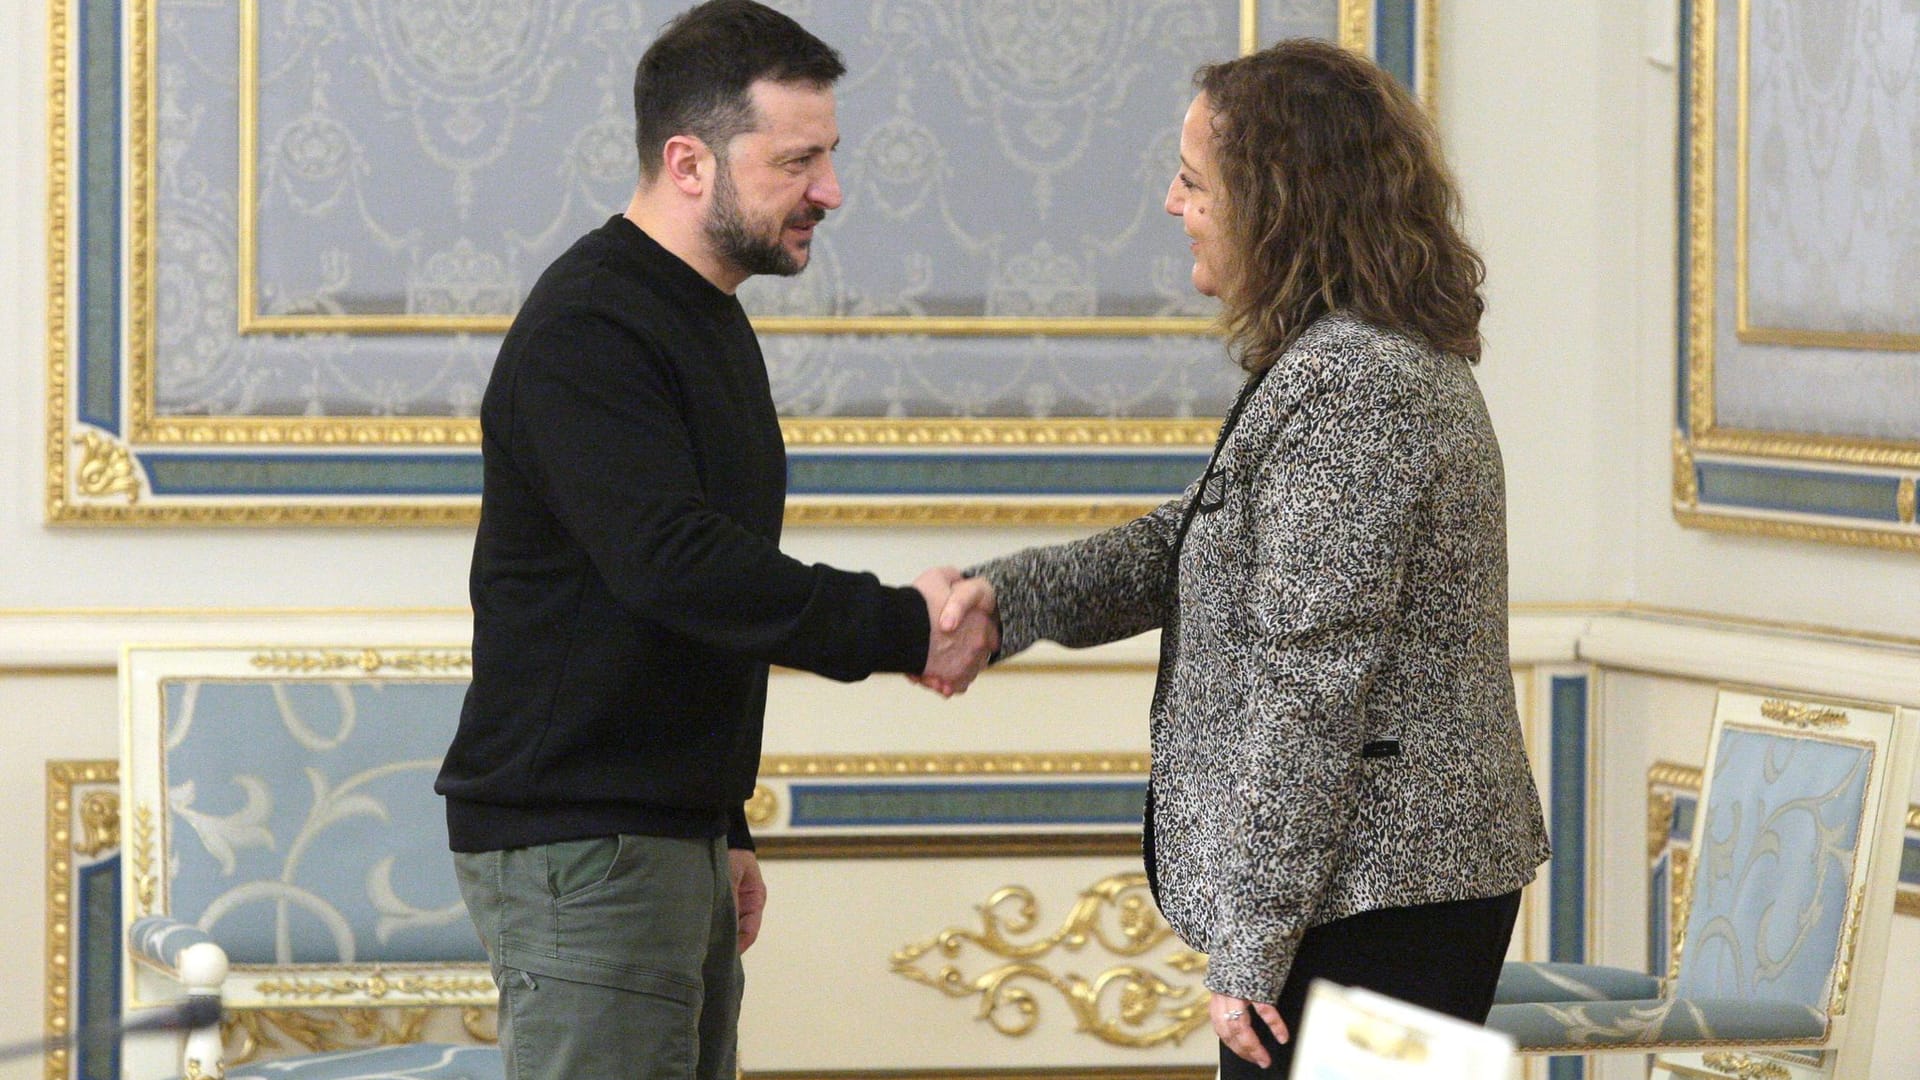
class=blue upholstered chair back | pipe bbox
[161,677,482,967]
[123,649,501,1079]
[1671,725,1869,1013]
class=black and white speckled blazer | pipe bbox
[971,313,1551,1002]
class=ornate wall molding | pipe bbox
[1675,0,1920,551]
[46,761,118,1080]
[47,0,1436,525]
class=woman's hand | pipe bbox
[1211,992,1287,1068]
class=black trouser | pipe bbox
[1216,888,1523,1080]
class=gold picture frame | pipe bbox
[1673,0,1920,551]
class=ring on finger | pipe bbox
[1223,1009,1245,1021]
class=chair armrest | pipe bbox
[1487,996,1827,1053]
[1494,961,1662,1004]
[129,916,227,980]
[128,917,229,1080]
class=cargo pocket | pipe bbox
[496,963,700,1078]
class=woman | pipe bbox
[930,40,1550,1077]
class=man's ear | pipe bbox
[660,135,710,197]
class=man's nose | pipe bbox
[811,161,843,211]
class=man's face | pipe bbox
[704,79,842,280]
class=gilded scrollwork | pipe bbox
[1648,790,1675,860]
[459,1006,500,1044]
[1671,431,1698,510]
[248,649,471,675]
[133,803,159,919]
[47,761,119,1080]
[1700,1050,1791,1080]
[760,752,1151,777]
[253,971,496,1002]
[743,785,778,828]
[890,872,1210,1048]
[222,1007,440,1064]
[781,418,1218,447]
[75,791,119,857]
[73,431,143,502]
[1758,699,1848,730]
[1832,894,1859,1013]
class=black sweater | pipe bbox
[437,216,930,853]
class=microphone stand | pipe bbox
[0,997,223,1064]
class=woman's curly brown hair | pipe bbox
[1195,40,1486,371]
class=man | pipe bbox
[434,3,995,1077]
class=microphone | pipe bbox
[0,997,224,1063]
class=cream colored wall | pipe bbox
[1607,0,1920,628]
[1443,0,1643,605]
[3,0,1918,1073]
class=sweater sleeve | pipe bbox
[965,484,1194,657]
[504,316,929,681]
[1202,342,1435,1002]
[726,805,755,852]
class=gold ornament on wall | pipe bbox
[744,785,778,828]
[75,790,119,857]
[890,872,1210,1048]
[1647,790,1674,861]
[74,431,142,502]
[1671,431,1699,510]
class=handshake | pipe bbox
[910,566,999,697]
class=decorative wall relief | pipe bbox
[1676,0,1920,550]
[890,871,1212,1048]
[47,761,121,1080]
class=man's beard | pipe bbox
[705,161,824,278]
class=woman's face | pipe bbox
[1166,94,1224,298]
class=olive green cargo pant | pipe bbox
[455,835,741,1080]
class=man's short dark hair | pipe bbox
[633,0,846,181]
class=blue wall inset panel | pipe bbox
[788,780,1147,828]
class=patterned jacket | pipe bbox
[971,313,1550,1002]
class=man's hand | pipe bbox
[937,575,996,635]
[728,849,767,954]
[911,567,998,696]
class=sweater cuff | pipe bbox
[963,562,1034,657]
[872,585,932,675]
[726,804,755,851]
[1204,927,1303,1004]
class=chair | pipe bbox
[119,646,501,1080]
[1487,688,1916,1080]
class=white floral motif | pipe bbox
[369,856,468,943]
[273,682,357,751]
[171,777,277,877]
